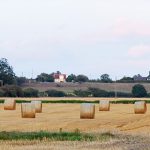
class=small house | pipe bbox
[53,73,66,83]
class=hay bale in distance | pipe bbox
[99,100,110,111]
[21,103,36,118]
[31,101,42,113]
[134,101,147,114]
[4,99,16,110]
[80,103,95,119]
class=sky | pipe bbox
[0,0,150,80]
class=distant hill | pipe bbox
[22,82,150,93]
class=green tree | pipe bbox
[16,77,27,85]
[118,76,134,83]
[132,84,147,97]
[66,74,76,82]
[36,73,54,82]
[0,58,16,85]
[76,75,89,82]
[23,88,39,97]
[100,74,112,83]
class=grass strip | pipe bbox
[0,131,114,141]
[0,99,150,104]
[15,100,150,104]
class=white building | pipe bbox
[53,73,66,83]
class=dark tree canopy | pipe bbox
[16,77,27,86]
[36,73,54,82]
[66,74,76,82]
[0,58,16,85]
[132,84,147,97]
[100,74,112,83]
[76,75,89,82]
[118,76,134,83]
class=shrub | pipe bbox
[132,84,147,97]
[16,77,27,86]
[46,90,66,97]
[1,85,24,97]
[88,88,132,97]
[38,91,48,97]
[0,89,5,97]
[88,88,109,97]
[74,90,90,97]
[24,88,39,97]
[116,92,132,97]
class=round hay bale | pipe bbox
[4,99,16,110]
[21,103,36,118]
[80,103,95,119]
[31,101,42,113]
[134,101,147,114]
[99,100,110,111]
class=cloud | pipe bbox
[112,18,150,38]
[128,44,150,57]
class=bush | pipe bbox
[74,90,90,97]
[88,88,132,98]
[132,84,147,97]
[0,89,5,97]
[88,88,109,97]
[23,88,39,97]
[46,90,66,97]
[38,91,48,97]
[1,85,24,97]
[116,92,132,97]
[16,77,27,86]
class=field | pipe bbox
[22,82,150,93]
[0,103,150,134]
[1,100,150,149]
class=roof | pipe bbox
[133,74,147,81]
[53,74,66,79]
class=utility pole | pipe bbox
[0,80,3,87]
[22,72,24,77]
[115,77,117,99]
[31,69,33,79]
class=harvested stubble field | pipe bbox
[0,103,150,133]
[1,101,150,149]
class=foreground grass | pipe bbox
[0,131,115,141]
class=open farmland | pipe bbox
[22,82,150,93]
[1,100,150,149]
[0,103,150,134]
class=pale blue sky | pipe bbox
[0,0,150,79]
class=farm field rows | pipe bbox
[0,103,150,135]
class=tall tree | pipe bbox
[76,75,89,82]
[36,73,54,82]
[0,58,16,85]
[66,74,76,82]
[100,74,112,83]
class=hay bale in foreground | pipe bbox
[134,101,147,114]
[31,101,42,113]
[80,103,95,119]
[4,99,16,110]
[99,100,110,111]
[21,103,35,118]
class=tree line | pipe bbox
[0,58,149,98]
[0,58,113,85]
[0,58,149,86]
